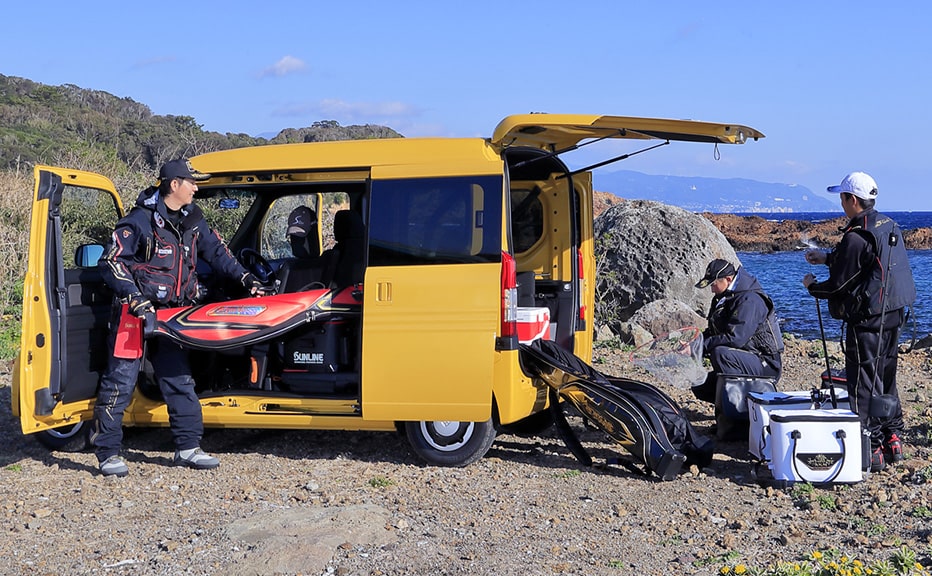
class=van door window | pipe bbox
[510,187,544,254]
[368,176,502,266]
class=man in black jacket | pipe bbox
[93,158,265,477]
[691,259,784,404]
[803,171,916,472]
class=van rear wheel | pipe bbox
[35,422,91,452]
[404,419,496,467]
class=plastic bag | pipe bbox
[628,326,706,389]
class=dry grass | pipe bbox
[0,162,151,358]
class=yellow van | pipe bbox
[13,114,762,466]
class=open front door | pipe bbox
[15,166,123,434]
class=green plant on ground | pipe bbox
[368,475,394,488]
[696,550,741,568]
[555,469,581,479]
[911,505,932,519]
[720,547,931,576]
[816,494,837,511]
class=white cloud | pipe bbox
[259,55,307,78]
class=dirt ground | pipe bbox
[1,337,931,575]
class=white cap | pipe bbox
[827,171,878,200]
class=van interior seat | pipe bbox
[321,209,366,290]
[278,206,327,292]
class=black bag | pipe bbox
[714,374,778,440]
[521,341,715,480]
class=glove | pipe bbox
[241,272,266,296]
[127,293,154,317]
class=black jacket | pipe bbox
[99,186,247,306]
[703,268,783,369]
[807,209,915,326]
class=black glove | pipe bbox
[127,293,154,317]
[241,272,267,296]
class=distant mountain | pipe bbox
[594,170,837,213]
[0,74,402,173]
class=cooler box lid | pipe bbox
[516,306,551,344]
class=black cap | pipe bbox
[286,206,315,237]
[158,158,210,182]
[696,259,737,288]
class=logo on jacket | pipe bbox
[154,212,165,228]
[121,229,132,239]
[157,246,174,257]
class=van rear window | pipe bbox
[368,176,502,266]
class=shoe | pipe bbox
[99,455,129,477]
[870,447,885,473]
[173,448,220,470]
[884,434,904,464]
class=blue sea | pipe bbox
[733,212,931,342]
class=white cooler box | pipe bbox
[769,409,863,485]
[516,307,551,344]
[748,389,849,462]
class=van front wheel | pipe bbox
[35,422,92,452]
[404,419,496,467]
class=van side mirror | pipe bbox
[75,244,105,268]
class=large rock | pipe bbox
[622,298,707,346]
[594,200,735,336]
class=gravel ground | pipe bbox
[1,337,931,576]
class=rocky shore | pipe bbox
[702,212,932,253]
[592,191,932,253]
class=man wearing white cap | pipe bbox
[802,171,916,472]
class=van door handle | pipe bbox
[377,281,392,302]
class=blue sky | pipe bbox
[3,1,930,210]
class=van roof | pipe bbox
[190,114,763,178]
[192,137,501,178]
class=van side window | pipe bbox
[510,187,544,254]
[368,176,502,266]
[60,186,120,269]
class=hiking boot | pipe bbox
[99,455,129,477]
[173,448,220,470]
[884,434,904,464]
[870,447,885,473]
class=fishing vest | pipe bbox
[748,291,784,357]
[832,210,916,321]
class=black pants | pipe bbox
[846,310,905,449]
[93,329,204,463]
[691,346,781,404]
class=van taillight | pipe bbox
[501,251,518,338]
[577,249,586,321]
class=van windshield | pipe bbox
[368,176,502,266]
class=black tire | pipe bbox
[495,409,555,436]
[34,421,92,452]
[404,419,496,467]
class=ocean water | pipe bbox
[732,212,931,342]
